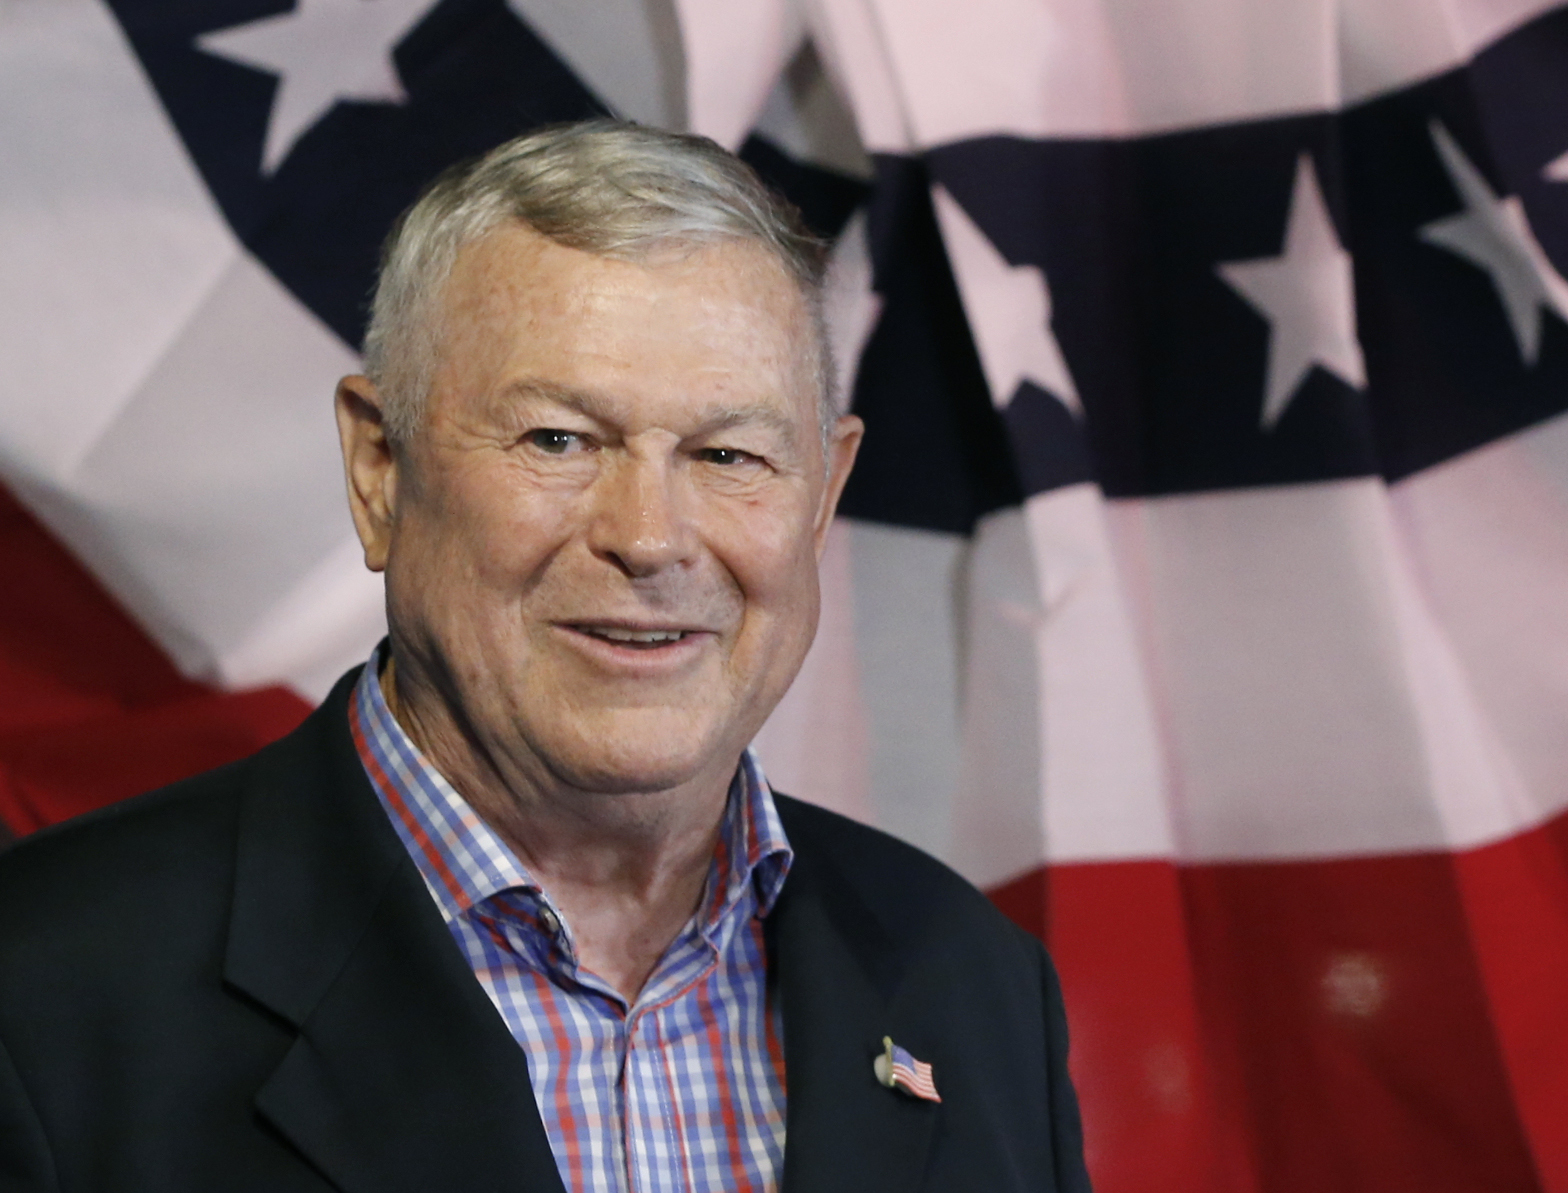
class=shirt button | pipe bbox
[538,908,560,935]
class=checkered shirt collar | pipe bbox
[350,646,793,928]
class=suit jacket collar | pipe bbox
[223,668,564,1193]
[220,670,936,1193]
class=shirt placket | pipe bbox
[622,920,730,1193]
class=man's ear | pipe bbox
[814,413,864,560]
[335,375,399,573]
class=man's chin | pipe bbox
[544,762,732,804]
[535,725,742,799]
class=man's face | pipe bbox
[340,224,861,799]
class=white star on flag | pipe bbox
[1217,153,1366,431]
[1545,148,1568,183]
[198,0,441,173]
[931,183,1081,415]
[1421,121,1568,366]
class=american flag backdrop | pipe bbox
[5,0,1568,1189]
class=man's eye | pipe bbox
[699,447,752,466]
[527,429,581,454]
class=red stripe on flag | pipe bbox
[0,482,310,835]
[1454,815,1568,1192]
[992,840,1558,1193]
[991,858,1248,1193]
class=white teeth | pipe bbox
[589,627,686,644]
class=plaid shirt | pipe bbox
[348,653,792,1193]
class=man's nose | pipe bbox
[586,452,697,577]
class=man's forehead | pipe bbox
[449,221,799,302]
[437,228,814,367]
[421,222,825,447]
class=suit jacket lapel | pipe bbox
[223,672,564,1193]
[771,811,939,1193]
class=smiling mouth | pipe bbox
[570,625,697,649]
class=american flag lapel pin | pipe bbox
[874,1036,942,1103]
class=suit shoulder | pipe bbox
[772,794,1039,960]
[0,755,252,944]
[0,675,351,921]
[773,794,959,883]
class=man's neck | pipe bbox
[379,655,731,1002]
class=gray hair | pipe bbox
[363,120,833,445]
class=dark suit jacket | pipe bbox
[0,669,1090,1192]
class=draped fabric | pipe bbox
[5,1,1568,1188]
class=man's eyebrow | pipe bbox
[502,381,799,444]
[700,405,799,443]
[501,379,616,422]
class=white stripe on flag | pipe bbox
[811,0,1562,144]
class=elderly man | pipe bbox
[0,122,1089,1192]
